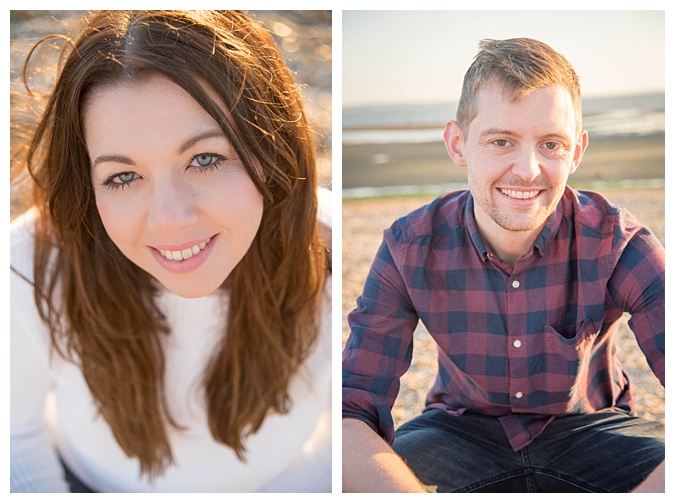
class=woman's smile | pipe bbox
[150,234,218,274]
[154,236,214,262]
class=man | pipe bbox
[342,38,664,492]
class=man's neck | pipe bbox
[474,213,543,267]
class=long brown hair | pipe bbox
[11,10,327,478]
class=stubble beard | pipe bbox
[470,178,564,233]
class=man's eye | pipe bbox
[494,139,509,147]
[544,141,559,150]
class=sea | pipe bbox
[343,92,665,144]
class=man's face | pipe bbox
[445,83,587,240]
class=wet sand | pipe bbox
[343,133,665,190]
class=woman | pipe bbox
[10,10,332,492]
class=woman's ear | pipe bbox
[443,121,467,167]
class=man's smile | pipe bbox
[498,188,542,200]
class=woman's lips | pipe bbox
[150,235,217,273]
[156,237,211,261]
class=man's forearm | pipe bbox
[342,418,426,492]
[632,460,664,493]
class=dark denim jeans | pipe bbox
[392,409,664,493]
[60,458,96,493]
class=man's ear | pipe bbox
[570,129,589,175]
[443,121,467,167]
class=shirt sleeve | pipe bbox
[342,230,419,444]
[10,268,69,492]
[608,225,665,386]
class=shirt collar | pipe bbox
[464,189,568,261]
[532,192,566,257]
[463,194,489,260]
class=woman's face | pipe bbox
[85,75,264,298]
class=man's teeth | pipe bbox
[159,239,210,261]
[500,188,541,199]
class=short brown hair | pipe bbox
[456,38,582,135]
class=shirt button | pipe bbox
[512,280,520,289]
[513,340,522,348]
[515,392,523,398]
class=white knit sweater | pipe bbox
[10,206,332,492]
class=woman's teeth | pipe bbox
[158,238,210,261]
[500,188,541,199]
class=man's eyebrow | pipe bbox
[478,128,520,138]
[478,128,572,142]
[178,130,228,154]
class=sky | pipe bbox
[343,10,665,107]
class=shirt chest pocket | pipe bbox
[546,315,598,352]
[529,317,599,406]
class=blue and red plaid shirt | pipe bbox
[342,187,665,451]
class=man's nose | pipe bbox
[511,149,542,183]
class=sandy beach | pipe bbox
[342,182,665,428]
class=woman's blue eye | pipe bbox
[189,153,226,171]
[195,154,215,166]
[118,172,136,183]
[103,171,138,190]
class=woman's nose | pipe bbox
[145,176,199,233]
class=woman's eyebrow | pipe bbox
[178,130,227,154]
[91,130,228,169]
[92,154,135,168]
